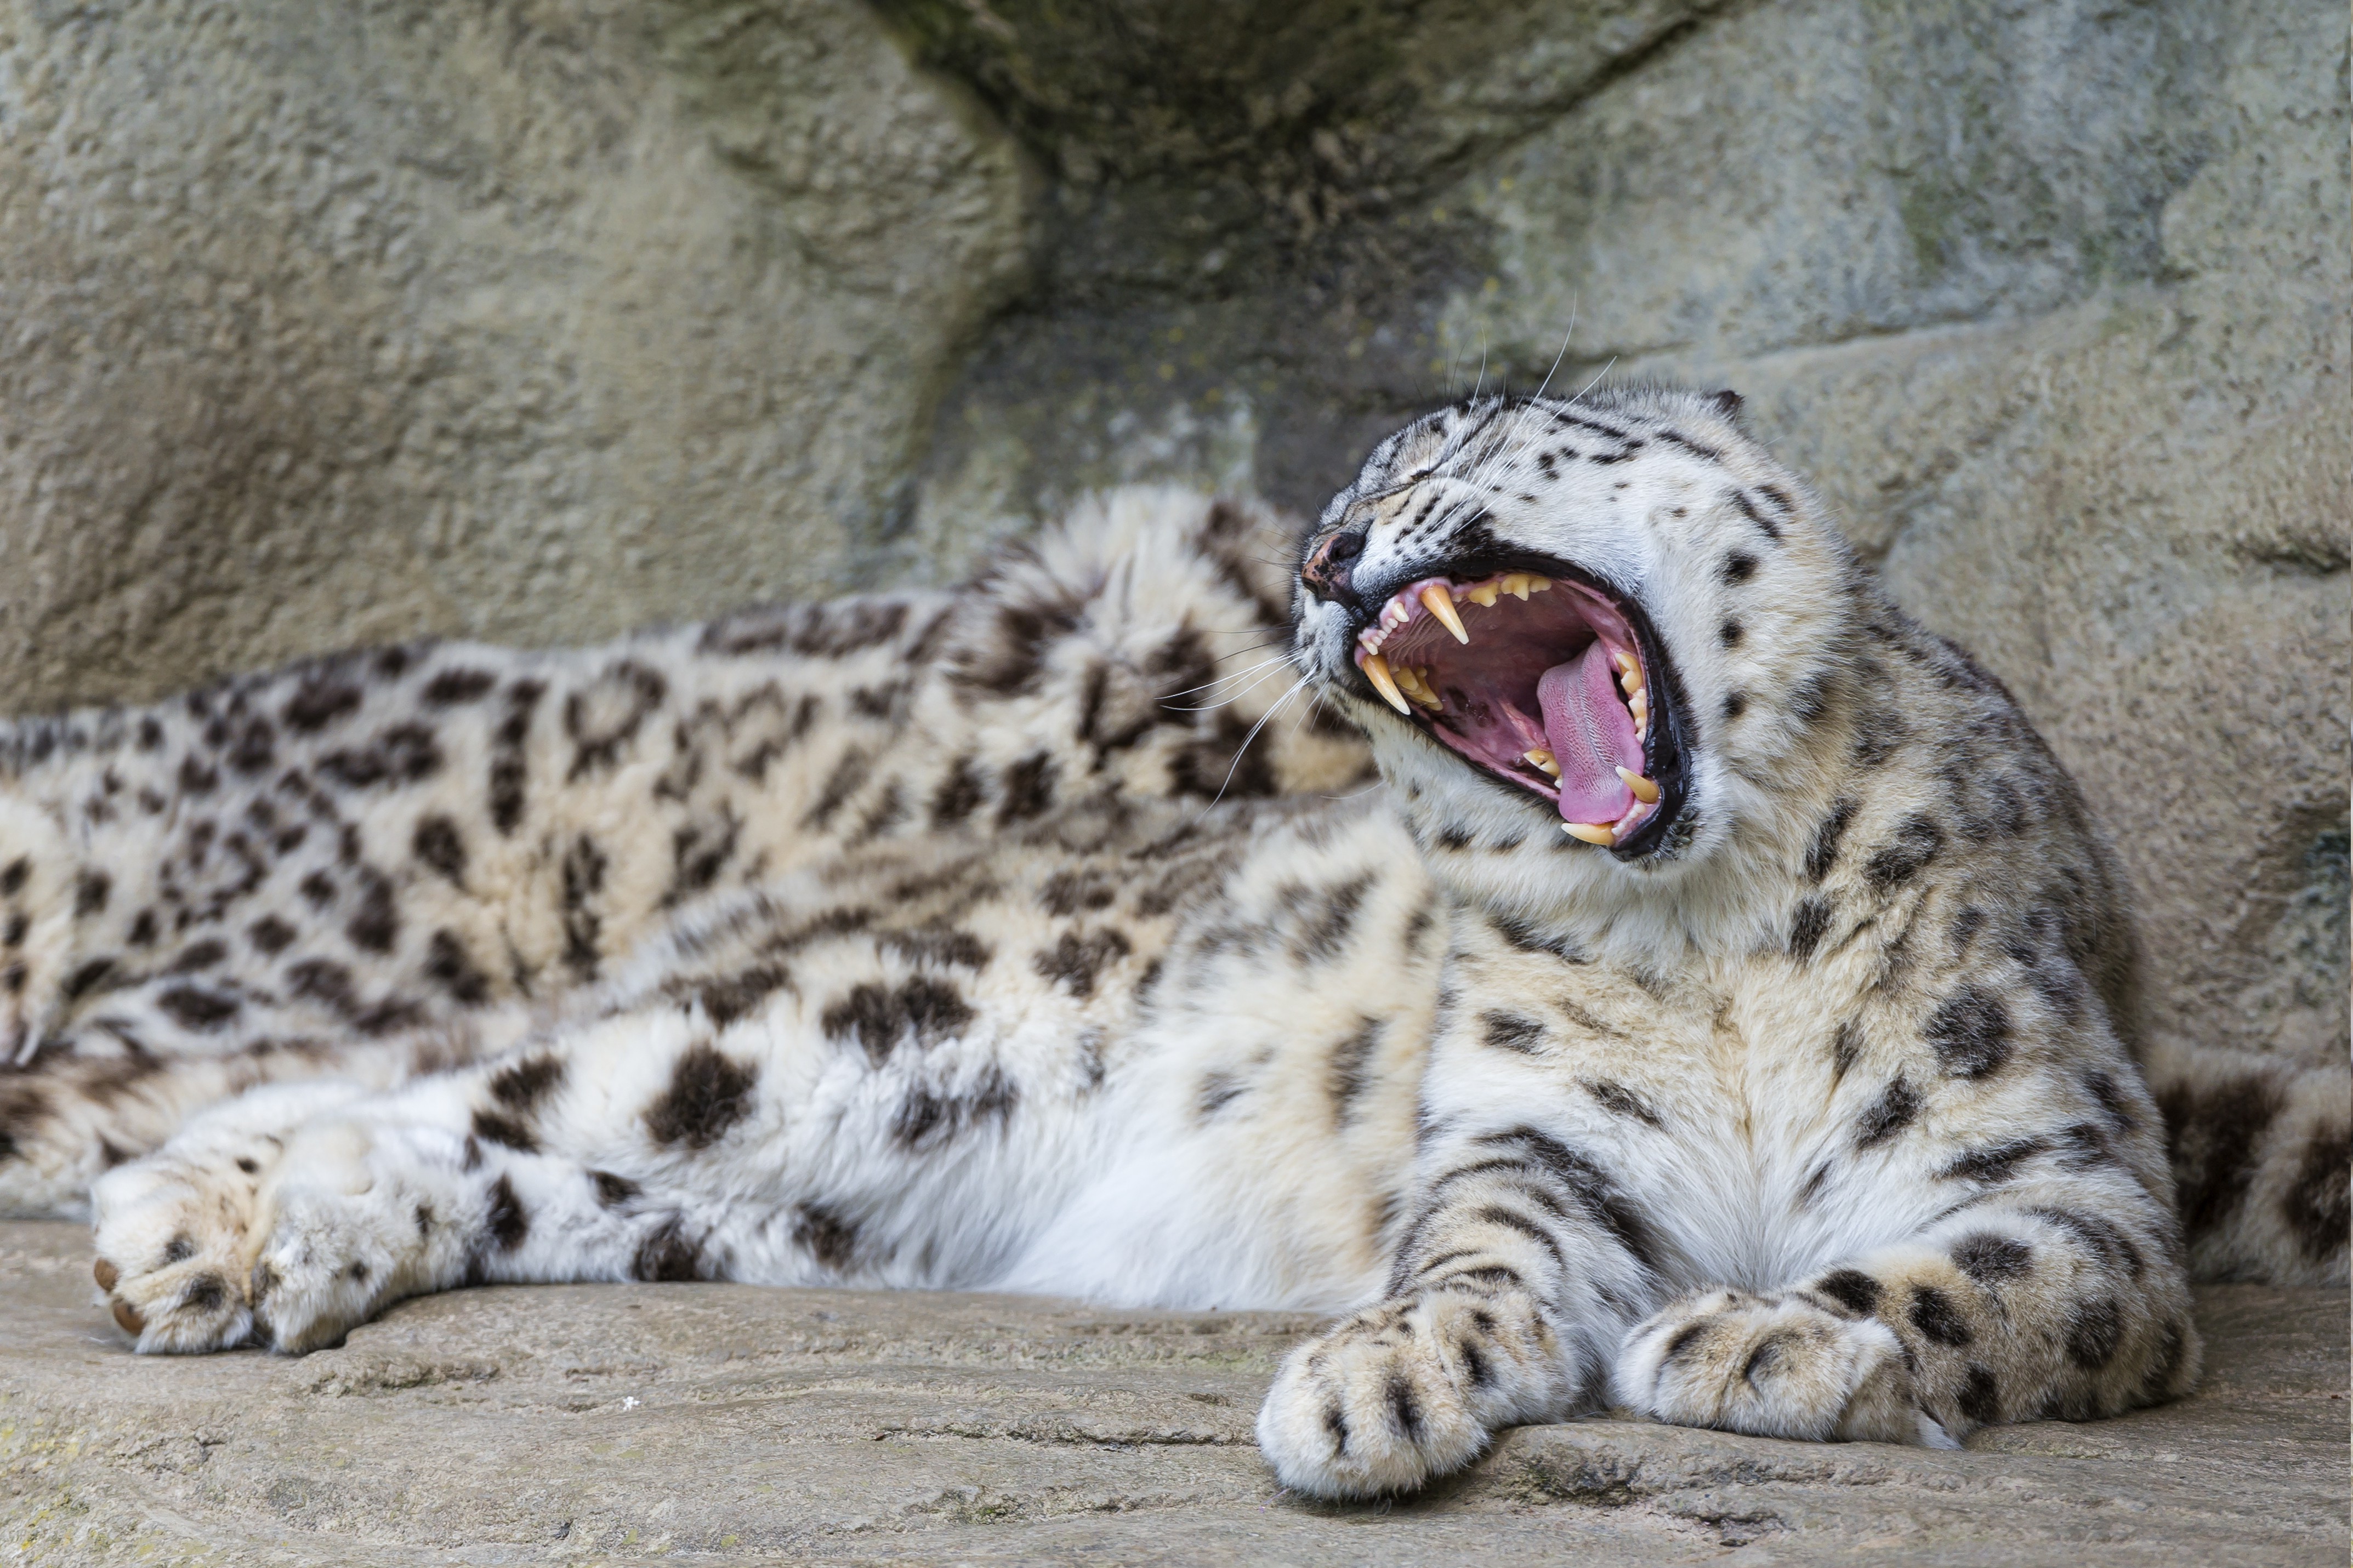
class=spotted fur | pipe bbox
[3,395,2333,1499]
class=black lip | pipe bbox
[1334,554,1692,860]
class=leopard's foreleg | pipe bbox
[1617,1170,2201,1445]
[1254,1123,1657,1498]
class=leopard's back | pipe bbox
[0,487,1371,1215]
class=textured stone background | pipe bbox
[0,1,2345,1085]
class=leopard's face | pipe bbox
[1292,386,1856,891]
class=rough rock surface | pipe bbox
[0,0,1028,712]
[0,1224,2344,1565]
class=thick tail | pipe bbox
[2147,1039,2349,1286]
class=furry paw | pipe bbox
[1611,1288,1956,1447]
[1255,1288,1566,1498]
[90,1082,425,1354]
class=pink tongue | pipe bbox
[1538,641,1642,824]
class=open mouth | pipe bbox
[1350,566,1684,851]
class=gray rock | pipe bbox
[0,1223,2343,1564]
[0,0,1029,712]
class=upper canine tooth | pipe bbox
[1361,653,1410,714]
[1466,581,1501,608]
[1615,767,1661,803]
[1561,820,1616,845]
[1421,584,1469,643]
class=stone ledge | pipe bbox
[1,1223,2343,1565]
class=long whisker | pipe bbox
[1571,356,1617,405]
[1202,676,1308,811]
[1159,654,1292,702]
[1162,662,1294,711]
[1479,316,1576,491]
[1530,306,1578,403]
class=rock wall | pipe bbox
[0,2,2343,1131]
[0,0,1030,710]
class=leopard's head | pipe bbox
[1291,386,1862,927]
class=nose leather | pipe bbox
[1300,527,1366,608]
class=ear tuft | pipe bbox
[1705,389,1745,423]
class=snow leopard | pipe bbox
[1,386,2338,1499]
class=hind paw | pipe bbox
[89,1082,416,1354]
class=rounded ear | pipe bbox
[1706,388,1745,423]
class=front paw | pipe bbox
[1255,1289,1565,1498]
[1612,1289,1954,1446]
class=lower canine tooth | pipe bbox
[1616,767,1661,803]
[1561,821,1616,846]
[1362,653,1410,714]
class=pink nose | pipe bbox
[1301,527,1366,607]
